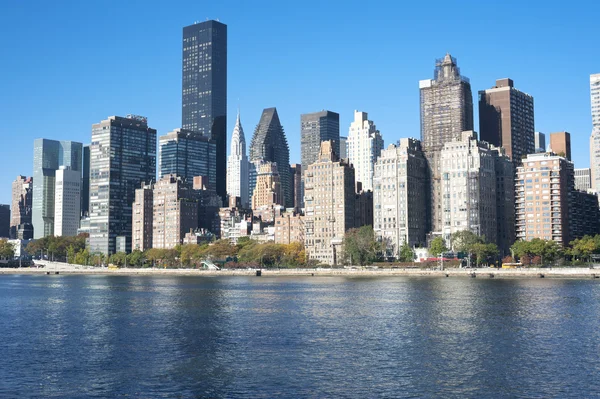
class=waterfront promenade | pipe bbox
[1,261,600,279]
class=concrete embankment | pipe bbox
[1,262,600,279]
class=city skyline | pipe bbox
[1,2,599,204]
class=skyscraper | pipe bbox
[304,141,356,265]
[592,73,600,131]
[290,164,302,210]
[32,139,83,239]
[249,108,292,207]
[339,136,348,159]
[227,112,249,208]
[132,184,153,252]
[549,131,571,161]
[347,110,384,191]
[479,78,535,165]
[159,128,217,189]
[10,176,33,239]
[89,115,156,255]
[300,111,340,205]
[0,205,9,238]
[182,20,227,199]
[420,54,473,233]
[54,166,82,237]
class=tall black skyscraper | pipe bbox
[182,20,227,199]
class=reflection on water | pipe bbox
[0,275,599,398]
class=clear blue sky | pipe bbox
[0,0,598,205]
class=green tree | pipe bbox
[0,239,15,259]
[429,237,448,257]
[398,242,415,262]
[471,242,499,266]
[342,226,381,266]
[128,250,146,267]
[450,230,483,253]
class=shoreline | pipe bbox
[1,264,600,279]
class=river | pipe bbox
[1,275,598,398]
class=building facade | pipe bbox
[89,115,156,255]
[32,139,82,239]
[301,111,340,206]
[182,20,227,199]
[590,74,600,192]
[159,128,217,189]
[274,210,305,245]
[347,110,383,191]
[373,139,428,259]
[493,148,516,256]
[535,132,546,153]
[304,141,356,265]
[82,145,90,216]
[290,164,302,211]
[420,54,474,233]
[152,175,198,249]
[574,168,592,192]
[515,153,573,246]
[440,131,498,247]
[132,184,153,252]
[339,136,347,159]
[249,108,292,207]
[251,162,283,211]
[53,166,81,237]
[227,112,249,208]
[10,176,33,239]
[479,78,535,165]
[549,131,571,161]
[0,205,9,238]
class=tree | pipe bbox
[450,230,483,253]
[398,242,415,262]
[342,226,381,266]
[429,237,448,258]
[128,250,146,267]
[0,240,15,259]
[570,236,598,262]
[502,255,514,264]
[206,239,236,260]
[471,242,499,266]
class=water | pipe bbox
[0,275,599,398]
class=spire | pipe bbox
[230,109,246,156]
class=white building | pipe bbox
[590,74,600,192]
[53,166,81,237]
[347,111,383,191]
[227,111,250,208]
[373,139,428,259]
[440,131,497,247]
[575,168,592,192]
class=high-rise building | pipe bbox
[132,184,153,252]
[89,115,156,255]
[10,176,33,239]
[82,145,90,216]
[373,139,428,259]
[304,141,356,265]
[479,78,535,165]
[249,108,292,207]
[339,136,348,159]
[226,112,249,208]
[535,132,546,153]
[591,73,600,131]
[441,131,498,246]
[53,166,81,237]
[574,168,592,192]
[152,175,198,250]
[0,205,9,238]
[570,190,600,239]
[420,54,474,233]
[347,110,384,191]
[159,128,217,189]
[251,161,283,211]
[32,139,83,239]
[182,20,227,199]
[516,153,573,246]
[290,164,302,210]
[549,131,571,161]
[301,111,340,205]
